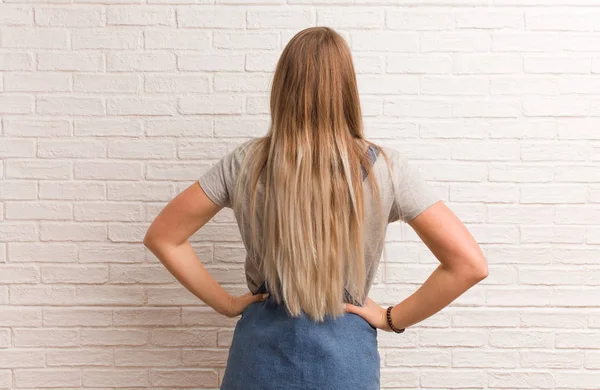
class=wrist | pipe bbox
[222,293,236,317]
[386,305,405,334]
[380,306,392,332]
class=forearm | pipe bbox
[390,263,485,329]
[145,240,232,315]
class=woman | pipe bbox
[144,26,488,390]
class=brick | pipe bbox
[0,180,37,200]
[115,348,181,366]
[47,348,113,366]
[107,97,176,116]
[357,74,419,94]
[72,29,141,49]
[421,76,489,95]
[0,52,32,70]
[456,10,523,29]
[148,370,218,387]
[489,165,554,183]
[318,8,382,29]
[107,6,174,26]
[0,140,35,158]
[387,54,452,74]
[386,10,454,30]
[81,328,148,346]
[491,76,559,95]
[178,7,245,28]
[521,185,587,203]
[524,56,591,74]
[108,140,175,159]
[74,161,143,180]
[35,7,103,27]
[214,32,277,49]
[113,308,181,326]
[454,54,523,74]
[6,159,71,179]
[4,72,71,92]
[452,141,520,161]
[453,100,521,118]
[0,96,33,114]
[14,328,78,347]
[107,182,174,201]
[178,95,243,115]
[2,28,68,48]
[8,243,78,263]
[82,369,147,387]
[37,52,103,71]
[108,223,148,242]
[145,118,212,137]
[214,73,273,92]
[179,53,245,71]
[214,116,270,137]
[249,9,314,28]
[107,52,176,71]
[384,99,451,118]
[421,370,485,388]
[521,142,589,161]
[421,32,491,52]
[490,330,554,348]
[526,11,598,31]
[110,265,175,284]
[352,31,418,52]
[488,372,554,389]
[523,97,589,117]
[487,204,554,224]
[75,119,143,137]
[74,202,144,222]
[145,74,211,93]
[5,201,72,220]
[40,223,106,242]
[0,6,32,25]
[145,30,209,49]
[37,97,104,116]
[352,55,384,74]
[74,74,141,93]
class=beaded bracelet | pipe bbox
[386,306,405,334]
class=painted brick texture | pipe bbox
[1,1,600,389]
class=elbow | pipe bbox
[143,231,157,250]
[468,256,489,283]
[446,255,488,284]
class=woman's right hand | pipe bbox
[344,296,393,332]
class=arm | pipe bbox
[345,200,488,331]
[143,182,267,317]
[387,200,488,330]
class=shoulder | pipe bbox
[374,145,412,175]
[223,138,260,168]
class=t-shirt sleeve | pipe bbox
[388,150,441,223]
[197,149,237,209]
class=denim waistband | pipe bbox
[255,280,364,307]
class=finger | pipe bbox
[253,293,269,303]
[344,303,361,315]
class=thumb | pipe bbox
[344,303,362,315]
[254,292,269,303]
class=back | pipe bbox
[197,138,441,304]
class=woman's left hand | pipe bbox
[224,291,270,318]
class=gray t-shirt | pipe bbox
[197,138,441,296]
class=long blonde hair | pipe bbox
[233,27,391,322]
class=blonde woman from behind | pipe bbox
[144,26,489,390]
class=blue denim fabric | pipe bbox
[220,281,380,390]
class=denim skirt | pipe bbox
[220,281,381,390]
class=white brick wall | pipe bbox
[1,1,599,389]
